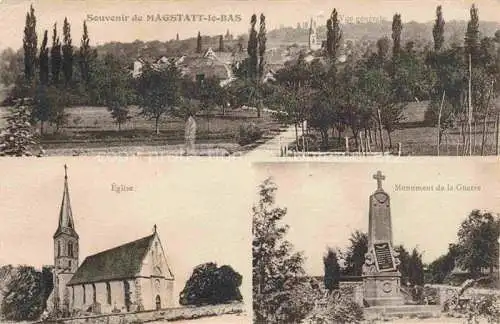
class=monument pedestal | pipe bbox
[363,272,404,307]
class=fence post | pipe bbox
[345,137,349,155]
[398,143,402,157]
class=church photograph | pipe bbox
[252,161,500,323]
[0,158,251,323]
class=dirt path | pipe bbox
[244,125,297,159]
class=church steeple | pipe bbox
[54,165,78,239]
[53,165,79,273]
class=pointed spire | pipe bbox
[54,165,78,238]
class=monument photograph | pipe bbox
[252,161,500,323]
[0,158,252,323]
[2,0,500,157]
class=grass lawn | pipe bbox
[290,122,499,156]
[0,105,283,154]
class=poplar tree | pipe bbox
[247,14,258,79]
[258,14,267,78]
[196,31,202,53]
[392,13,403,58]
[465,4,480,64]
[62,18,73,85]
[323,248,340,292]
[326,9,342,60]
[218,35,224,52]
[39,30,49,86]
[50,23,62,85]
[79,21,92,86]
[22,5,37,82]
[432,6,445,52]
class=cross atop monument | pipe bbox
[373,170,385,190]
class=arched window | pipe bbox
[57,241,61,257]
[68,242,73,257]
[72,286,75,305]
[155,295,161,310]
[106,282,111,305]
[82,285,86,304]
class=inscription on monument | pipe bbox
[373,242,396,271]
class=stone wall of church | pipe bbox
[136,277,174,310]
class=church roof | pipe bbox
[54,165,78,239]
[67,234,156,286]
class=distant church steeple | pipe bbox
[53,164,79,273]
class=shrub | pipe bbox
[179,262,243,306]
[238,122,262,146]
[304,294,364,324]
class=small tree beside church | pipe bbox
[179,262,242,306]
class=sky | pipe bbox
[253,159,500,276]
[0,157,253,309]
[1,0,500,51]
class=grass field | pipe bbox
[0,105,284,155]
[1,101,499,156]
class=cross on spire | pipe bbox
[373,170,385,190]
[153,224,157,233]
[64,164,68,179]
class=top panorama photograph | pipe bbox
[1,0,500,157]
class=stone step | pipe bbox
[364,305,442,320]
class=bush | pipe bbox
[237,122,262,146]
[304,294,364,324]
[179,262,243,306]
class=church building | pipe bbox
[47,166,175,316]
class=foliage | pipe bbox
[392,14,403,58]
[51,23,62,85]
[179,262,243,306]
[427,244,459,284]
[196,31,202,53]
[78,21,96,87]
[0,266,45,321]
[456,210,500,277]
[433,6,445,52]
[62,17,74,85]
[247,14,259,79]
[253,178,308,323]
[39,30,49,86]
[304,293,364,324]
[0,99,38,156]
[464,4,480,64]
[238,122,262,146]
[134,60,182,134]
[258,14,267,78]
[326,9,342,60]
[408,248,425,286]
[343,231,368,277]
[323,248,340,292]
[96,54,134,130]
[23,4,37,82]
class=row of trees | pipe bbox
[428,210,500,283]
[242,5,500,153]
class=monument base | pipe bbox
[363,272,404,307]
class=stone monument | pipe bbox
[362,171,404,307]
[184,115,196,154]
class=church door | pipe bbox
[155,295,161,310]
